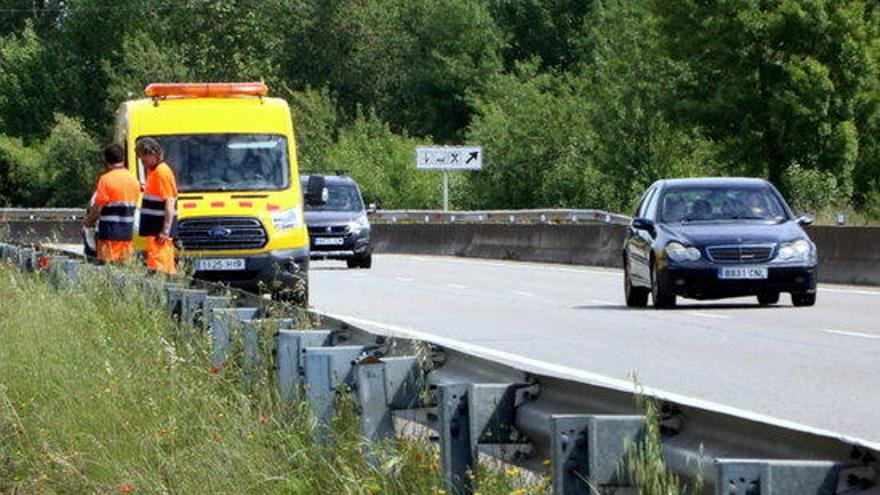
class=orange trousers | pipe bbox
[145,237,177,274]
[96,240,134,264]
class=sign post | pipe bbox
[416,146,482,211]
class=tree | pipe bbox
[655,0,877,202]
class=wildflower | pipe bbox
[258,416,271,424]
[156,429,169,437]
[508,490,526,495]
[209,365,222,374]
[506,467,521,476]
[118,483,134,493]
[433,489,447,495]
[541,459,551,466]
[36,256,51,270]
[210,433,222,442]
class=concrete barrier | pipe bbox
[373,223,880,286]
[3,218,878,286]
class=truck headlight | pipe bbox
[347,215,370,234]
[666,242,701,262]
[271,208,302,231]
[774,239,815,263]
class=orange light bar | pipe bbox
[144,82,269,98]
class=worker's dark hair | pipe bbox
[135,137,164,159]
[103,143,125,165]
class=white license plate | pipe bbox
[195,258,246,271]
[718,266,768,280]
[314,237,345,246]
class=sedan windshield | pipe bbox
[139,134,289,192]
[659,187,788,223]
[302,183,364,212]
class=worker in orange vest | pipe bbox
[83,143,140,264]
[136,138,178,275]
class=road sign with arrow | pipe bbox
[416,146,482,171]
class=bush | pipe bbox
[782,163,840,213]
[321,110,441,209]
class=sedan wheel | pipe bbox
[792,293,816,307]
[651,263,676,309]
[624,260,649,307]
[757,292,780,305]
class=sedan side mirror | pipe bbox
[631,217,655,232]
[796,213,814,226]
[304,176,327,207]
[367,203,377,215]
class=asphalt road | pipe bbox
[310,254,880,445]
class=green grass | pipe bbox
[0,263,546,495]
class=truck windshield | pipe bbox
[139,134,289,192]
[303,183,364,212]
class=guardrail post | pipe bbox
[240,318,294,391]
[354,356,421,443]
[438,383,473,494]
[715,459,845,495]
[164,284,186,315]
[17,247,35,272]
[303,345,366,431]
[551,415,644,495]
[275,330,332,403]
[209,307,261,366]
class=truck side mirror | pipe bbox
[305,176,326,206]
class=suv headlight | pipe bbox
[774,239,815,263]
[665,242,701,262]
[271,207,303,231]
[348,215,370,234]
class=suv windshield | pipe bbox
[659,187,788,223]
[139,134,289,192]
[302,182,364,212]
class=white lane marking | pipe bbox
[513,290,537,297]
[588,299,616,306]
[447,283,468,290]
[395,277,414,283]
[312,308,880,452]
[818,287,880,297]
[820,329,880,340]
[396,255,619,277]
[685,311,732,320]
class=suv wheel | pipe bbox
[792,293,816,307]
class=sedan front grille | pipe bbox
[707,245,775,263]
[177,216,268,251]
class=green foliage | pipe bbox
[782,163,841,213]
[322,110,441,209]
[0,0,876,220]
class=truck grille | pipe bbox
[177,217,268,251]
[707,245,774,263]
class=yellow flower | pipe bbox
[509,490,526,495]
[506,467,521,476]
[542,459,551,466]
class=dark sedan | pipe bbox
[623,178,817,309]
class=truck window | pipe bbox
[137,134,290,193]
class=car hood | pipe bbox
[660,221,806,246]
[304,210,365,226]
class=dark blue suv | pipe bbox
[301,174,373,269]
[623,178,817,308]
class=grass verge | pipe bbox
[0,263,545,495]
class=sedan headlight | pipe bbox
[665,242,701,262]
[348,215,370,234]
[774,239,815,263]
[271,207,303,231]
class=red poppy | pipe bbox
[209,366,222,374]
[37,256,51,270]
[118,483,134,494]
[258,416,270,424]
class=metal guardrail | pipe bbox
[1,241,878,495]
[0,208,631,225]
[371,209,631,225]
[0,208,84,221]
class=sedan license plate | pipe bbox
[314,237,345,246]
[718,266,768,280]
[195,258,246,271]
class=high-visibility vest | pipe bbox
[95,168,139,241]
[139,162,178,236]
